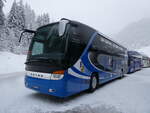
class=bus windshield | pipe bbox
[26,21,92,70]
[28,23,68,66]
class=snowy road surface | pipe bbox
[0,52,25,74]
[1,69,150,113]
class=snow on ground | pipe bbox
[0,52,26,75]
[0,50,150,113]
[1,68,150,113]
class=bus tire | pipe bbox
[89,74,98,92]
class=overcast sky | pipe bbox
[3,0,150,36]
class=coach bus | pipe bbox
[20,18,128,98]
[141,54,150,68]
[127,51,142,73]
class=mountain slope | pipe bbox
[115,18,150,49]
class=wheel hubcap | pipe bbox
[92,77,97,89]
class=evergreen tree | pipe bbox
[0,0,51,53]
[43,13,50,25]
[36,13,50,27]
[17,0,25,30]
[7,0,25,30]
[6,0,26,53]
[24,3,36,30]
[0,0,5,26]
[0,0,5,51]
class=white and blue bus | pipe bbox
[21,19,128,98]
[141,55,150,68]
[127,51,142,73]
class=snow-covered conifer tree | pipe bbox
[24,3,36,30]
[0,0,5,51]
[0,0,5,26]
[36,13,50,28]
[7,0,25,30]
[6,0,26,53]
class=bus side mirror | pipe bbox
[19,31,25,42]
[19,29,35,42]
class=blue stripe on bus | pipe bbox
[68,68,90,79]
[71,66,89,76]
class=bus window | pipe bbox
[94,35,113,54]
[97,54,112,72]
[31,42,44,56]
[66,25,86,66]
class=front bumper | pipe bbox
[25,75,68,98]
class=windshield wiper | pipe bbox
[25,57,55,64]
[25,59,42,64]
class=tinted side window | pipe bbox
[89,52,112,72]
[91,34,113,54]
[90,34,114,72]
[67,25,86,66]
[89,52,104,70]
[97,54,112,72]
[91,35,101,51]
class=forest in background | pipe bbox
[0,0,50,54]
[0,0,150,54]
[115,18,150,50]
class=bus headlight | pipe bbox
[25,70,65,80]
[51,74,64,80]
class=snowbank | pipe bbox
[51,104,122,113]
[0,52,26,75]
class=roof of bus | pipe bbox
[128,51,142,58]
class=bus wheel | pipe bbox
[89,75,98,92]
